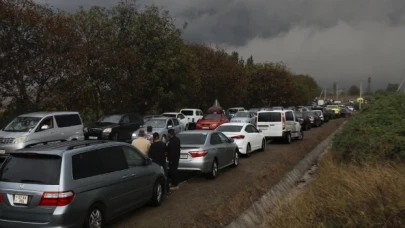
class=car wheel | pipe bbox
[112,133,119,141]
[161,135,167,143]
[208,159,218,179]
[298,130,304,140]
[260,139,266,151]
[84,204,105,228]
[232,150,239,167]
[149,178,164,206]
[246,143,251,157]
[285,133,291,144]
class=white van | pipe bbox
[256,110,303,144]
[0,112,84,154]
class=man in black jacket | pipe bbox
[148,132,169,193]
[167,129,181,190]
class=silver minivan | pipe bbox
[0,112,84,154]
[0,140,166,227]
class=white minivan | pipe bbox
[256,110,303,144]
[0,111,84,154]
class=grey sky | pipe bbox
[35,0,405,90]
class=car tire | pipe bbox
[161,135,167,143]
[208,159,218,179]
[285,133,291,144]
[246,143,251,157]
[232,150,239,167]
[260,139,266,151]
[84,203,105,228]
[149,178,164,206]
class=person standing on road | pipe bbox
[132,130,151,156]
[145,126,153,143]
[148,132,169,193]
[167,129,181,191]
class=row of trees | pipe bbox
[0,0,320,123]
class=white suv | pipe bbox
[256,110,303,144]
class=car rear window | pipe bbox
[202,114,220,120]
[295,112,303,118]
[216,125,243,132]
[181,110,194,116]
[0,154,61,185]
[177,133,207,145]
[258,112,281,122]
[228,109,240,114]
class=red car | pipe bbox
[196,114,229,130]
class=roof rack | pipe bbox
[66,140,108,150]
[25,140,67,148]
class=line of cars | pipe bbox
[0,104,339,228]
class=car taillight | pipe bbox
[0,192,3,203]
[299,118,304,123]
[39,191,75,206]
[231,135,245,139]
[189,151,208,158]
[282,113,286,130]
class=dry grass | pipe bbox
[266,153,405,228]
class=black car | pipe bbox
[311,106,330,123]
[84,113,144,141]
[295,112,311,131]
[326,109,335,119]
[305,111,323,127]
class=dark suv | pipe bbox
[84,113,143,141]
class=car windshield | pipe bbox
[98,115,122,124]
[258,112,281,122]
[234,112,249,118]
[144,119,166,128]
[178,133,207,145]
[162,114,176,118]
[0,153,61,185]
[216,125,243,132]
[181,110,194,116]
[295,112,303,118]
[3,117,42,132]
[202,114,220,120]
[228,109,240,114]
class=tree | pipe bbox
[386,83,399,92]
[246,55,254,66]
[348,85,360,95]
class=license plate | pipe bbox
[202,127,209,129]
[0,150,5,154]
[180,154,188,159]
[14,194,28,205]
[89,136,98,140]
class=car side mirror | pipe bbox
[228,138,234,143]
[258,129,262,133]
[167,125,173,129]
[41,125,49,130]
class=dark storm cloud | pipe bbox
[35,0,405,89]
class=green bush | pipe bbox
[332,93,405,163]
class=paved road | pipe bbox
[108,118,346,228]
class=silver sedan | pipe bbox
[177,130,239,179]
[229,111,256,125]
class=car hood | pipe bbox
[88,122,119,129]
[230,117,249,122]
[0,131,29,138]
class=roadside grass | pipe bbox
[265,93,405,228]
[267,153,405,228]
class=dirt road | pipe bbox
[109,118,346,228]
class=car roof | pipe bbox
[220,123,249,127]
[147,116,173,120]
[10,140,127,156]
[228,107,244,109]
[162,112,180,115]
[178,130,213,135]
[19,111,79,118]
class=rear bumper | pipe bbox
[178,158,212,173]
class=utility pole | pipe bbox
[336,84,339,101]
[398,70,405,92]
[359,83,362,110]
[324,88,327,100]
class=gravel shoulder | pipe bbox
[109,119,346,228]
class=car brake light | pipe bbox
[231,135,245,139]
[282,113,286,130]
[189,151,208,158]
[0,192,3,203]
[39,191,75,206]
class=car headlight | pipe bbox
[103,128,112,133]
[13,136,27,144]
[132,132,137,137]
